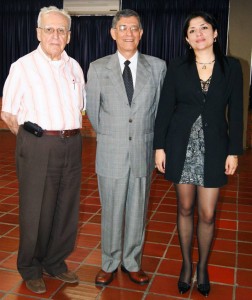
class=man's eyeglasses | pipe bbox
[115,25,140,33]
[39,27,69,36]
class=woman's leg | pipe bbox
[196,186,219,284]
[175,183,196,284]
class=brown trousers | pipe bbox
[16,127,82,280]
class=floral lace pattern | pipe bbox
[179,76,211,186]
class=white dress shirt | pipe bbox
[117,51,138,88]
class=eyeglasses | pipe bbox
[39,27,69,36]
[115,25,140,33]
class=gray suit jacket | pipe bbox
[86,52,166,178]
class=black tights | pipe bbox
[175,183,219,284]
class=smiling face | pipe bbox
[36,12,71,60]
[110,16,143,59]
[185,16,218,52]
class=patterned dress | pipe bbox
[179,76,212,186]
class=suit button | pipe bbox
[129,137,132,140]
[129,119,133,123]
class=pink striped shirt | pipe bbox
[2,44,86,130]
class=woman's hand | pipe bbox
[155,149,166,173]
[225,155,238,175]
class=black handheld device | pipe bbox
[23,121,44,137]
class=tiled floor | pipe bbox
[0,130,252,300]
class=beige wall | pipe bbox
[228,0,252,148]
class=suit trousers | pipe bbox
[98,170,151,272]
[16,127,82,280]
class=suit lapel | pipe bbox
[133,53,152,101]
[205,60,222,98]
[105,53,152,106]
[106,53,129,104]
[186,62,202,98]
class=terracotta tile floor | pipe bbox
[0,130,252,300]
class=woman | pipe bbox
[154,11,243,297]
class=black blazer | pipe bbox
[154,55,243,187]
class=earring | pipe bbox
[214,37,217,42]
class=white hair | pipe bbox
[37,6,71,30]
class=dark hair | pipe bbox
[183,11,225,70]
[111,9,142,29]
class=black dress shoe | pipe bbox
[178,281,191,294]
[197,283,210,297]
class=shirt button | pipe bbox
[129,137,132,140]
[129,119,133,123]
[202,99,206,103]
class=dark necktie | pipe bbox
[122,60,134,105]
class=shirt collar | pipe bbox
[117,51,138,72]
[37,44,70,63]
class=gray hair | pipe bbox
[37,6,71,30]
[111,9,142,29]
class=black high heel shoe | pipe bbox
[197,264,210,297]
[177,263,193,294]
[197,283,210,297]
[178,280,191,294]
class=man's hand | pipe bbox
[1,111,19,135]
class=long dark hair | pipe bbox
[183,11,225,71]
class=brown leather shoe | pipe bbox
[95,269,117,286]
[55,271,79,283]
[25,278,46,294]
[121,265,149,285]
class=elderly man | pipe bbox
[86,9,166,286]
[1,6,85,294]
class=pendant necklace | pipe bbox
[196,59,215,69]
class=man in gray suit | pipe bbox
[86,9,166,286]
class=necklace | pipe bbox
[195,59,215,69]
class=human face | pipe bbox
[37,12,71,60]
[110,16,143,59]
[185,17,217,52]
